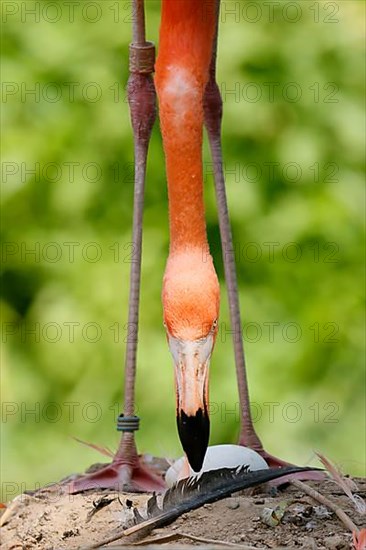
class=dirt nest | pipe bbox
[1,461,365,550]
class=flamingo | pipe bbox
[70,0,315,493]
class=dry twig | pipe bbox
[177,531,258,548]
[99,531,260,549]
[316,452,365,514]
[72,437,114,459]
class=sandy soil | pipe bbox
[1,463,365,550]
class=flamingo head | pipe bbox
[162,250,220,471]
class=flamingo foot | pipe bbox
[68,456,166,494]
[246,447,326,483]
[238,433,326,482]
[256,449,295,469]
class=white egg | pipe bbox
[165,444,268,487]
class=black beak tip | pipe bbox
[177,408,210,472]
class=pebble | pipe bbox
[62,528,79,539]
[300,536,318,549]
[227,501,240,510]
[324,535,348,550]
[314,505,333,519]
[305,520,318,531]
[304,506,314,517]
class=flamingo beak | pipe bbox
[168,334,214,472]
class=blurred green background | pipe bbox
[1,1,365,500]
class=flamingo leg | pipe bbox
[69,0,165,494]
[203,0,298,469]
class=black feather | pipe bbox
[133,508,144,523]
[123,465,321,536]
[147,493,160,517]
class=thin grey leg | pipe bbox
[203,0,263,452]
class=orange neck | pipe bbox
[155,0,216,253]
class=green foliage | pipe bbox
[1,1,365,498]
